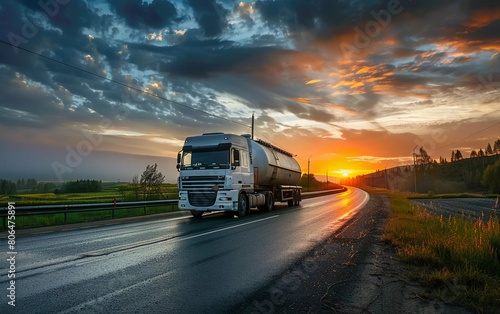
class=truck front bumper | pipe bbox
[178,190,239,212]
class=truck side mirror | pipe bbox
[232,149,240,168]
[176,151,181,172]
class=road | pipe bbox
[1,187,369,313]
[411,197,499,221]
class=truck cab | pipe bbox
[177,133,253,217]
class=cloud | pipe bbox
[233,2,255,26]
[107,0,181,30]
[0,0,499,181]
[187,0,229,37]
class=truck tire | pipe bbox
[237,193,248,217]
[191,210,203,218]
[262,192,274,212]
[294,190,300,206]
[288,190,297,207]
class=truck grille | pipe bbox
[181,176,225,207]
[188,191,217,207]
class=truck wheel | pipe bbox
[294,191,301,206]
[191,210,203,218]
[288,190,297,206]
[237,193,247,217]
[263,192,274,212]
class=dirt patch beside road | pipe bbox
[233,193,472,314]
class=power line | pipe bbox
[433,121,500,153]
[0,39,251,129]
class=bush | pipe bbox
[482,159,500,194]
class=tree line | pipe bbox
[413,139,500,193]
[0,179,56,195]
[0,178,103,196]
[55,180,102,194]
[354,139,500,194]
[444,139,500,162]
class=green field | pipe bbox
[1,182,179,206]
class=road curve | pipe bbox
[0,187,369,313]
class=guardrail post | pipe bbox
[112,207,115,219]
[64,212,67,224]
[143,206,146,215]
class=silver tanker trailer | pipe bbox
[177,133,302,218]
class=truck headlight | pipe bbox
[219,197,232,201]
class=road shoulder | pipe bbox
[232,193,473,314]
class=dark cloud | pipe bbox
[254,0,382,39]
[187,0,229,37]
[107,0,181,30]
[128,39,288,79]
[14,0,106,36]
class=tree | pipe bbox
[454,150,463,161]
[494,139,500,154]
[478,149,485,157]
[470,150,477,158]
[486,143,494,156]
[140,163,165,200]
[450,150,455,162]
[0,180,16,195]
[416,147,433,165]
[131,175,140,200]
[482,159,500,193]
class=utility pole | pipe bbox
[326,170,329,189]
[251,112,254,140]
[413,145,418,193]
[307,155,311,191]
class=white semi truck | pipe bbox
[177,133,302,218]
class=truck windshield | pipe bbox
[181,149,230,169]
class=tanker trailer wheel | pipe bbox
[237,193,248,217]
[294,191,301,206]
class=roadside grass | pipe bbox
[378,188,500,311]
[4,205,179,229]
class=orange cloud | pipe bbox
[464,8,500,28]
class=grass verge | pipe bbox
[374,188,500,312]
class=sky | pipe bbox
[0,0,499,183]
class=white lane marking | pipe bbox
[348,188,370,212]
[59,270,175,314]
[79,215,280,256]
[175,215,280,242]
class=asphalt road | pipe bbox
[411,197,499,221]
[1,187,369,313]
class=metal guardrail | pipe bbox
[0,199,178,228]
[0,187,348,228]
